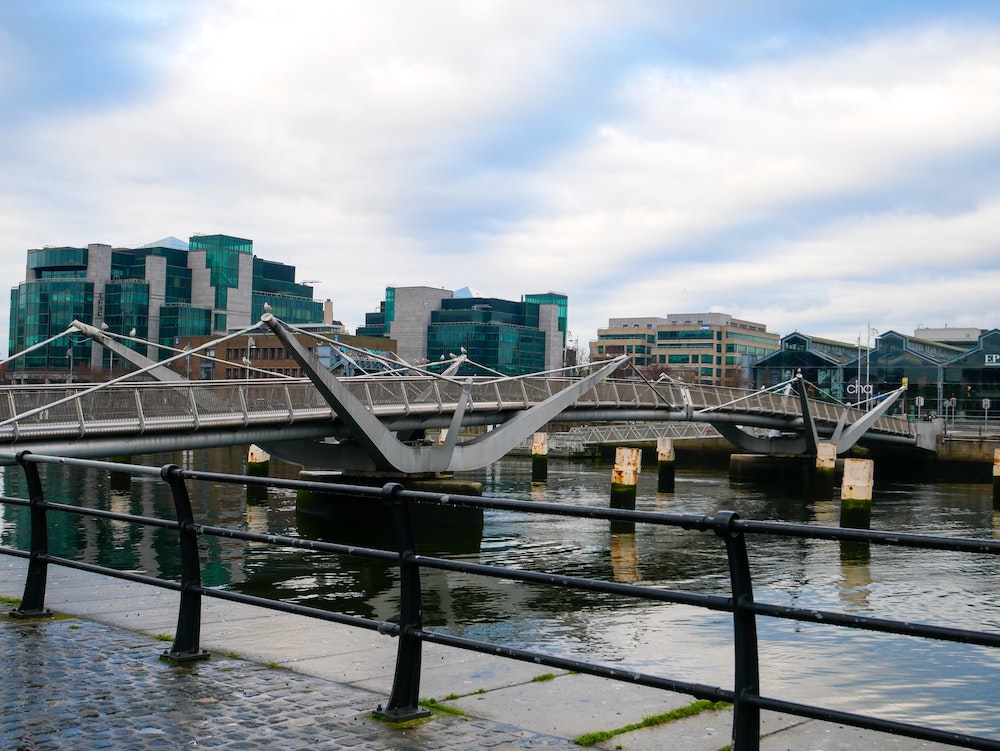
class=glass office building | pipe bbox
[8,234,323,381]
[360,287,565,376]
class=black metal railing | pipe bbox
[2,449,999,751]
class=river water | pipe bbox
[1,445,999,737]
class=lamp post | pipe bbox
[183,345,192,380]
[856,336,862,407]
[66,347,73,384]
[865,325,878,409]
[246,336,255,380]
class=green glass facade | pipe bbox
[428,298,547,376]
[8,234,323,381]
[523,292,567,346]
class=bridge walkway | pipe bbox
[0,558,955,750]
[0,375,917,458]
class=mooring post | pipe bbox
[656,437,675,493]
[246,444,270,503]
[993,449,1000,509]
[610,447,641,533]
[840,457,874,530]
[812,441,837,498]
[246,444,271,477]
[532,432,548,482]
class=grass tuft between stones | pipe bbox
[573,699,730,746]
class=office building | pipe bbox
[8,234,324,382]
[591,312,779,387]
[358,286,567,376]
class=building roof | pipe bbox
[137,236,189,250]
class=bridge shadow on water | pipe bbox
[295,479,485,556]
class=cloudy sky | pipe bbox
[4,1,1000,355]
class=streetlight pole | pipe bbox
[856,336,862,407]
[246,336,255,381]
[66,347,73,384]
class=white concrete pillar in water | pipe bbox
[656,437,675,493]
[993,448,1000,509]
[813,441,837,498]
[840,457,874,529]
[247,444,271,476]
[532,432,548,482]
[610,447,641,534]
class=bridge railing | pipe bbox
[0,377,914,445]
[2,451,997,750]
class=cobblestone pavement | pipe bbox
[0,615,578,751]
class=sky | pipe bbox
[4,1,1000,356]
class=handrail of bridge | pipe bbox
[1,451,997,750]
[0,374,914,446]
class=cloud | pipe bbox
[4,2,1000,358]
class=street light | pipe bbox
[183,345,192,380]
[865,325,878,404]
[246,337,256,380]
[66,347,73,384]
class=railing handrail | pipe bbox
[2,450,997,749]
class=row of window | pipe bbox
[223,367,299,378]
[225,347,288,361]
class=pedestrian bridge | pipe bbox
[0,314,938,472]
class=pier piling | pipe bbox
[840,457,874,530]
[656,437,675,493]
[532,432,549,482]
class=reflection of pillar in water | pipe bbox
[531,432,548,482]
[993,449,1000,509]
[610,447,641,533]
[840,458,874,530]
[839,548,872,607]
[656,437,675,493]
[610,532,640,583]
[110,456,132,492]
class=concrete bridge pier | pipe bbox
[532,432,548,482]
[656,437,675,493]
[610,447,641,534]
[994,449,1000,509]
[295,471,484,554]
[246,445,271,504]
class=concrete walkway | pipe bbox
[0,556,967,750]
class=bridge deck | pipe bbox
[0,376,914,449]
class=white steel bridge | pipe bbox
[0,314,939,472]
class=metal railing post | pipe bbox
[11,451,52,618]
[160,464,209,662]
[378,482,431,721]
[714,511,760,751]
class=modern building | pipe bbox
[913,326,983,350]
[590,313,780,387]
[752,332,864,401]
[753,329,987,417]
[357,286,567,376]
[8,234,325,382]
